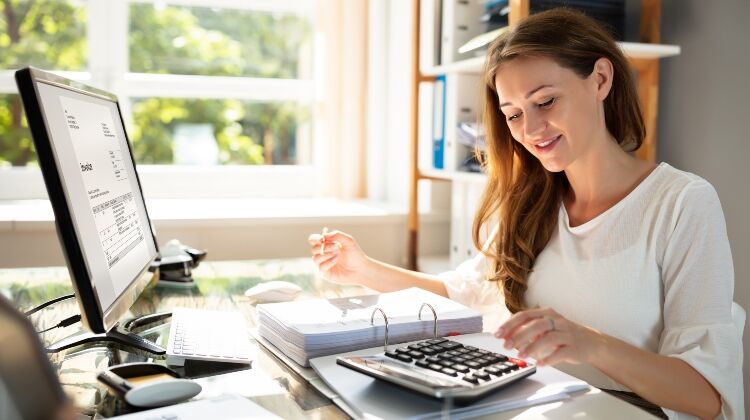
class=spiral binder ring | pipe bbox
[370,307,389,352]
[418,302,438,339]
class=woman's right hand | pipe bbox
[308,229,369,285]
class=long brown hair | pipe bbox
[473,8,645,313]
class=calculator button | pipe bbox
[474,371,491,381]
[439,341,462,350]
[465,361,481,369]
[427,338,447,345]
[438,360,454,367]
[428,363,443,371]
[475,357,492,367]
[485,366,503,376]
[441,367,457,377]
[426,356,441,364]
[415,360,430,369]
[408,350,424,359]
[463,374,479,384]
[385,351,399,359]
[452,364,469,373]
[493,353,509,362]
[510,357,527,368]
[408,343,424,350]
[395,354,412,363]
[420,347,438,356]
[395,347,411,354]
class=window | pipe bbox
[0,0,316,198]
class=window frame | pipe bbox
[0,0,318,200]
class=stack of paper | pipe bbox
[257,288,483,366]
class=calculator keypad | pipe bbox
[383,338,528,386]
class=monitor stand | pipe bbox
[46,312,171,354]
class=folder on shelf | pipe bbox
[432,75,446,169]
[310,333,590,419]
[257,287,483,367]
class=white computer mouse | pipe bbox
[124,379,202,408]
[244,280,302,303]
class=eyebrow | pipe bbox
[499,84,554,108]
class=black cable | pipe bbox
[24,293,76,316]
[36,314,81,333]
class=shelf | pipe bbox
[419,168,487,184]
[421,42,680,76]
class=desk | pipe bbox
[0,259,657,419]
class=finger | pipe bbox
[496,307,555,338]
[310,242,340,256]
[506,317,555,350]
[323,230,355,247]
[319,254,339,272]
[312,252,338,266]
[536,345,574,367]
[517,330,567,359]
[308,233,323,245]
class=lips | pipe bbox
[533,135,561,152]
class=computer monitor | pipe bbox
[15,67,163,354]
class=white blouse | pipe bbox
[438,163,743,419]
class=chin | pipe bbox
[539,159,566,173]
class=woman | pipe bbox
[308,9,741,419]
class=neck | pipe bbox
[563,133,647,209]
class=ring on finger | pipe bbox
[546,316,556,332]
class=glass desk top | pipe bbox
[0,259,372,419]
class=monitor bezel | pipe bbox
[15,67,159,334]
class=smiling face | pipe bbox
[494,56,610,173]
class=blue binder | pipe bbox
[432,74,446,169]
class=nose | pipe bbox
[523,111,547,139]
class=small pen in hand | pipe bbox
[319,227,328,256]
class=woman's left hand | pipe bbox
[494,307,603,367]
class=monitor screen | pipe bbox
[16,68,158,334]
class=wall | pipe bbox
[659,0,750,413]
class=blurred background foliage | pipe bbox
[0,0,311,167]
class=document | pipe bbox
[258,288,483,366]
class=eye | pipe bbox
[538,97,556,108]
[507,112,521,122]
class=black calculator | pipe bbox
[336,337,536,402]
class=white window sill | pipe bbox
[0,198,448,230]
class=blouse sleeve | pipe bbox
[437,227,504,310]
[658,180,743,420]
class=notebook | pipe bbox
[257,287,483,366]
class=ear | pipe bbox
[592,57,614,102]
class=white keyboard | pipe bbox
[166,307,253,366]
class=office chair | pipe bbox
[732,302,746,339]
[0,294,68,420]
